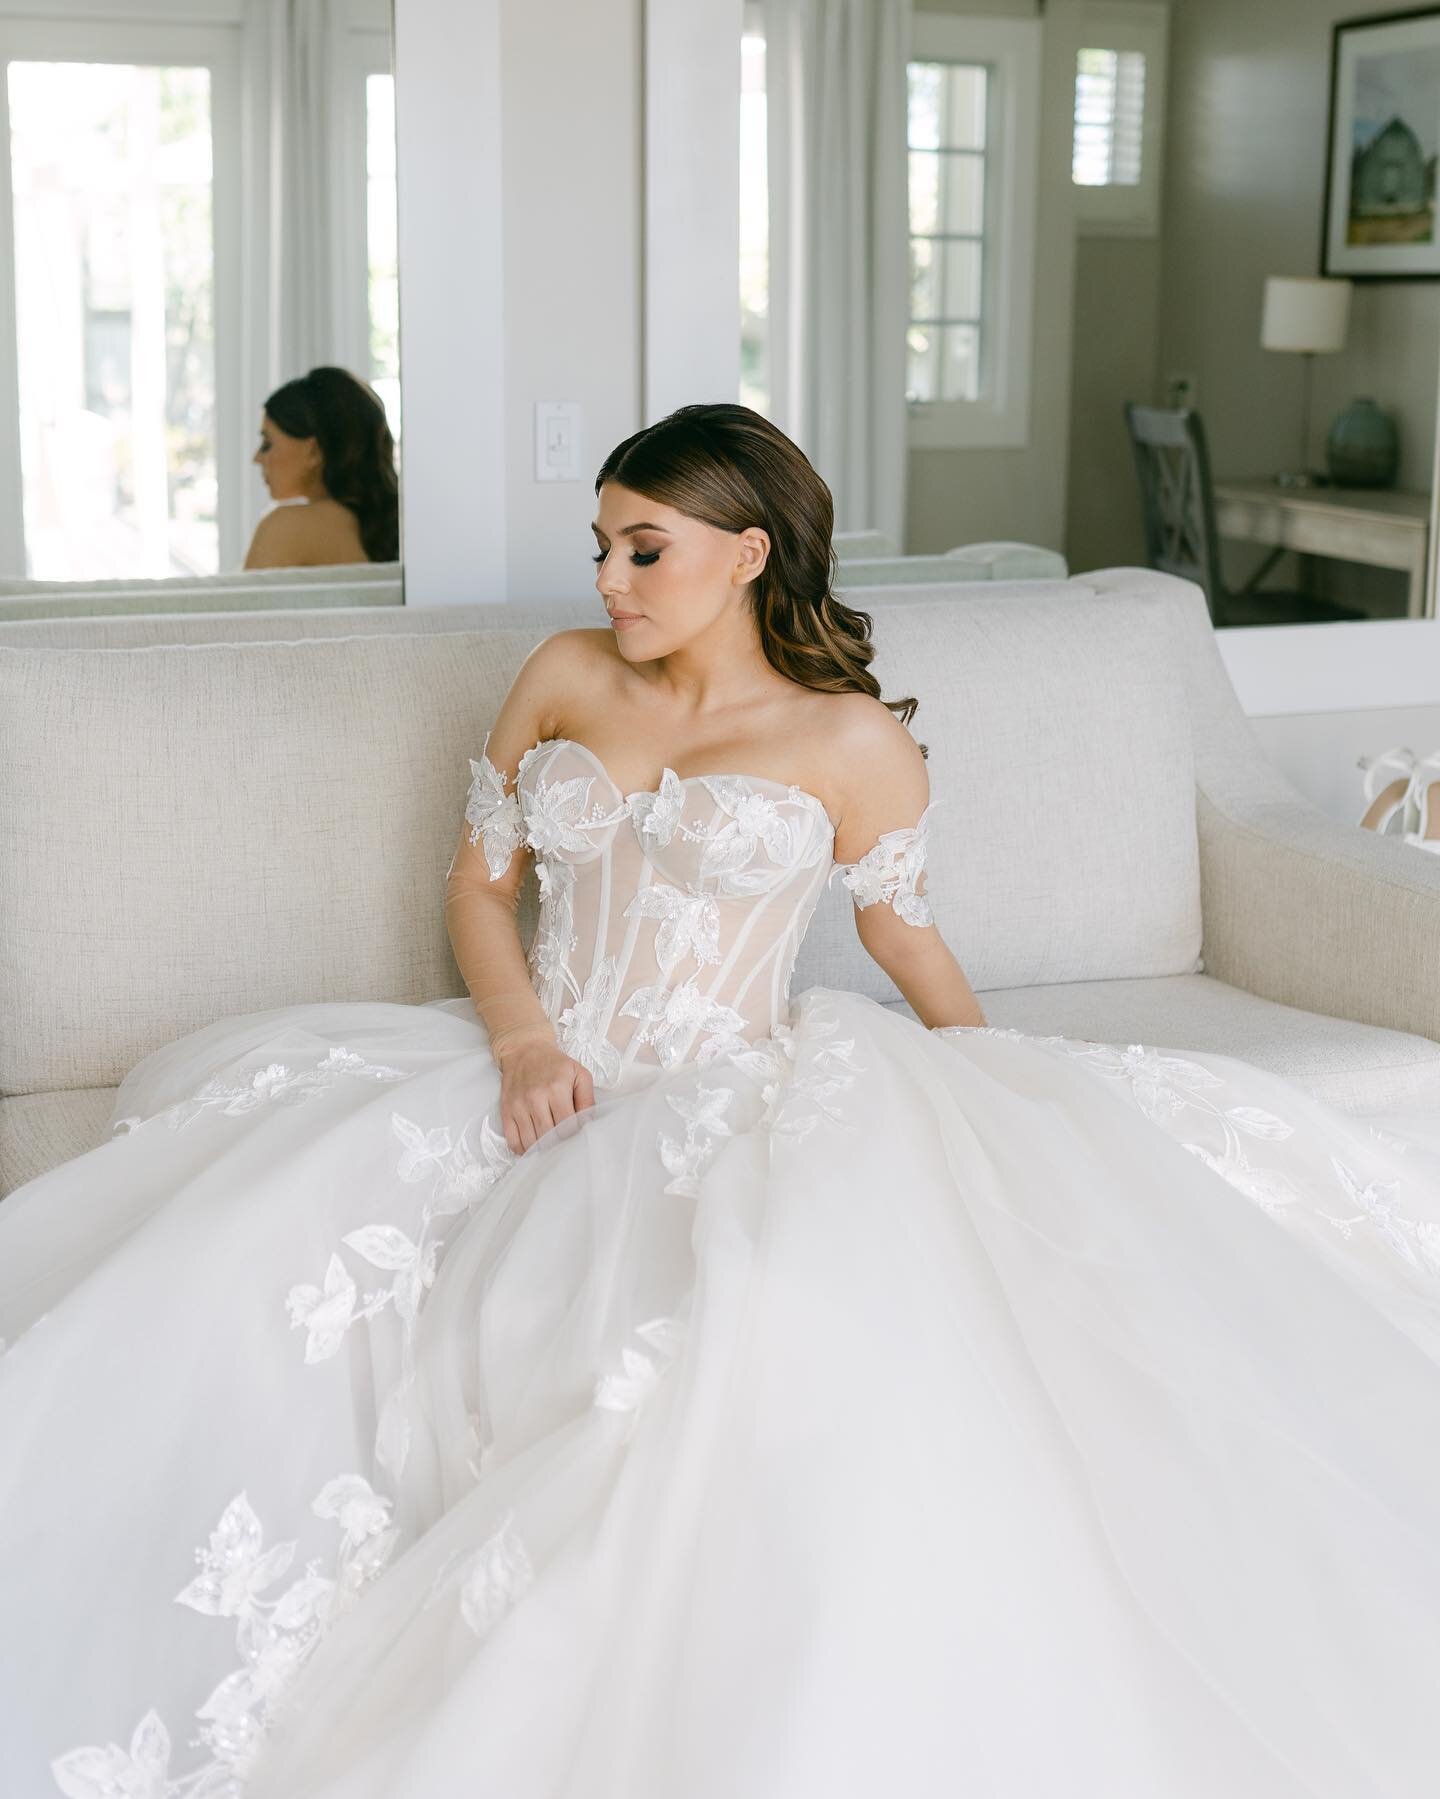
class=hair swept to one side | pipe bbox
[263,366,400,562]
[594,402,923,748]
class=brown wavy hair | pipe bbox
[594,403,921,741]
[263,367,399,562]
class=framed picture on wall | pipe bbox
[1322,6,1440,280]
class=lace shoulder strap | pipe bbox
[464,734,526,880]
[831,803,936,927]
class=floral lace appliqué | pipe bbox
[51,1476,397,1798]
[619,980,747,1070]
[465,745,526,881]
[833,805,936,927]
[622,883,721,977]
[110,1047,410,1137]
[593,1315,688,1439]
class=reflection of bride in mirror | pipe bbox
[245,366,400,569]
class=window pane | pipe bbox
[739,27,769,415]
[8,61,217,579]
[941,151,984,235]
[908,150,938,236]
[909,236,935,319]
[906,324,938,403]
[366,73,401,447]
[907,63,941,150]
[940,323,981,402]
[941,239,982,319]
[943,64,986,152]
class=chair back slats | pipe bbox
[1124,403,1226,622]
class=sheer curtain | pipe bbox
[765,0,911,548]
[267,0,346,382]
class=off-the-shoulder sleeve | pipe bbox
[831,803,936,927]
[463,734,526,881]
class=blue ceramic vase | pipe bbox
[1325,397,1399,488]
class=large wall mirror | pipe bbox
[0,0,401,614]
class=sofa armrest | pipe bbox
[1197,788,1440,1044]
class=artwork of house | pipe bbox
[1351,116,1432,215]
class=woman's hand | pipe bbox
[493,1028,596,1154]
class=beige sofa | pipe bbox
[3,570,1438,1198]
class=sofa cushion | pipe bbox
[794,590,1203,1003]
[1,630,547,1093]
[0,1087,118,1197]
[1,589,1203,1095]
[959,972,1440,1114]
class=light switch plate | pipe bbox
[535,401,583,482]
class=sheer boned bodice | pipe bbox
[512,739,836,1088]
[463,733,936,1092]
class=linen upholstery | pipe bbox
[1,595,1202,1098]
[4,570,1440,1199]
[1087,569,1440,1049]
[0,1090,116,1198]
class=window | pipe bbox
[366,71,400,446]
[906,61,987,404]
[906,14,1040,450]
[1070,2,1168,236]
[6,57,225,578]
[739,5,768,416]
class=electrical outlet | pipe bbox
[1166,372,1196,411]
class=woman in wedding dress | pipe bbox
[5,403,1440,1799]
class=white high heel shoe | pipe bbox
[1400,748,1440,854]
[1357,746,1419,834]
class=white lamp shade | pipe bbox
[1261,276,1351,354]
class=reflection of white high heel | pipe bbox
[1357,746,1418,834]
[1401,749,1440,854]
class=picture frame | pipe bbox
[1322,6,1440,281]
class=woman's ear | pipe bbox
[733,525,770,586]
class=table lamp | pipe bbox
[1260,275,1352,488]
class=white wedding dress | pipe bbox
[5,735,1440,1799]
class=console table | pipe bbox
[1213,480,1432,619]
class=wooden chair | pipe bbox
[1123,403,1364,627]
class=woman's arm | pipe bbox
[829,702,989,1031]
[445,632,600,1151]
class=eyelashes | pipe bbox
[591,549,661,567]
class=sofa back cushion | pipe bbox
[791,589,1202,1002]
[0,587,1202,1095]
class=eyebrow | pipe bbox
[590,521,672,538]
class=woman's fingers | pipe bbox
[501,1061,595,1156]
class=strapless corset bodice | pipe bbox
[509,738,836,1087]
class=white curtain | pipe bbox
[267,0,346,384]
[765,0,911,547]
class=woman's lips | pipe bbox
[608,612,643,631]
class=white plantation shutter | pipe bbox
[1072,47,1147,188]
[1070,1,1167,236]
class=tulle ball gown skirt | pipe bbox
[4,988,1440,1797]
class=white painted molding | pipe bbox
[391,0,505,603]
[643,0,743,422]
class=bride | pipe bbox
[5,403,1440,1798]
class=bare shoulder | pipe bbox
[244,501,364,568]
[809,691,930,858]
[515,627,623,697]
[501,628,623,739]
